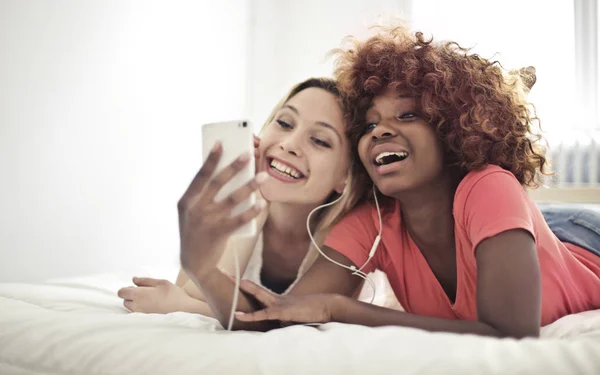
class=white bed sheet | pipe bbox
[0,268,599,375]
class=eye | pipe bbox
[311,137,331,148]
[398,112,417,120]
[276,119,293,129]
[363,122,377,134]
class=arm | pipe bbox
[177,143,361,330]
[331,297,499,335]
[124,137,267,318]
[193,246,363,330]
[175,292,216,317]
[239,230,541,338]
[178,135,267,302]
[328,229,540,338]
[174,268,190,287]
[224,203,377,329]
[239,171,542,337]
[179,233,262,301]
[182,226,275,330]
[119,276,217,317]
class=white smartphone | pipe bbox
[201,120,257,237]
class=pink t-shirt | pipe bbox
[324,165,600,326]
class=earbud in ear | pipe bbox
[340,176,351,195]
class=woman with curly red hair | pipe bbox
[181,27,600,338]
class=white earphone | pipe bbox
[307,182,383,303]
[227,180,383,331]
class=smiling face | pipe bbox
[357,88,446,198]
[257,87,350,205]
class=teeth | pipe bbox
[375,151,408,164]
[270,159,302,178]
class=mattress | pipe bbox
[1,268,599,375]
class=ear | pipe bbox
[334,176,348,195]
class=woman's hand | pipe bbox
[178,142,269,280]
[118,277,190,314]
[232,279,337,324]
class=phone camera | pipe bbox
[242,122,247,127]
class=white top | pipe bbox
[243,233,403,309]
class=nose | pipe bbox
[371,122,395,141]
[279,132,303,157]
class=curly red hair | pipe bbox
[332,26,549,188]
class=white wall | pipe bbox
[3,0,581,282]
[247,0,411,127]
[0,0,415,282]
[0,0,250,282]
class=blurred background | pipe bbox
[1,0,598,282]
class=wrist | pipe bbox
[327,294,349,323]
[182,296,213,316]
[185,265,221,285]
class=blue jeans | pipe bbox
[539,205,600,257]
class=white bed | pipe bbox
[1,268,599,375]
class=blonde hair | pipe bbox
[259,78,366,256]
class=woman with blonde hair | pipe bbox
[118,77,399,318]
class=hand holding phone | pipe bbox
[178,120,268,281]
[201,120,258,236]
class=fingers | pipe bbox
[253,135,260,148]
[235,307,283,322]
[221,199,266,233]
[209,171,269,214]
[118,287,153,313]
[179,142,222,207]
[224,274,279,308]
[123,299,135,312]
[235,309,269,322]
[237,279,278,307]
[199,151,252,205]
[132,277,164,287]
[117,286,155,300]
[117,286,135,300]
